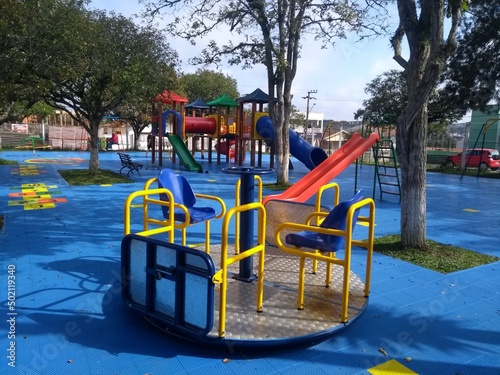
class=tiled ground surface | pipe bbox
[0,149,499,375]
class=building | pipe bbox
[321,129,350,154]
[468,105,500,150]
[293,111,324,146]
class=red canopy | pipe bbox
[155,90,188,104]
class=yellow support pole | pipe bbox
[217,202,266,337]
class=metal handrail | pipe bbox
[212,202,266,337]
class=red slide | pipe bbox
[263,132,380,205]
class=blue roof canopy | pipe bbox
[237,88,271,104]
[185,98,209,109]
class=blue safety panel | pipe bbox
[121,234,216,336]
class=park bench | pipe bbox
[426,153,448,168]
[118,153,143,177]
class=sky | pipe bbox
[90,0,409,122]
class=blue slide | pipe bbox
[256,116,328,170]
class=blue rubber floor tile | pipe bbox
[449,271,494,289]
[454,297,500,321]
[5,331,42,373]
[175,352,234,371]
[415,285,457,305]
[369,278,406,297]
[31,333,94,375]
[126,355,188,375]
[401,354,445,375]
[310,334,366,354]
[480,312,500,334]
[364,294,400,315]
[2,151,500,375]
[82,347,151,375]
[246,347,319,372]
[464,352,500,375]
[250,361,328,375]
[427,317,500,354]
[327,340,394,374]
[267,360,328,375]
[219,357,279,375]
[446,305,496,328]
[383,286,439,308]
[464,263,500,280]
[314,352,371,375]
[418,277,462,297]
[389,274,434,291]
[403,347,495,375]
[334,316,402,356]
[405,293,468,320]
[365,307,432,341]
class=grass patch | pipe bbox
[0,158,18,165]
[263,182,294,191]
[374,235,499,273]
[59,169,132,186]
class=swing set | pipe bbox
[460,118,500,179]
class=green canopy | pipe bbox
[206,94,237,107]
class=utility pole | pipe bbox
[302,90,317,143]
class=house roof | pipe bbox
[323,130,350,141]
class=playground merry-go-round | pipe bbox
[121,132,379,347]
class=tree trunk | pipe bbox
[88,123,100,174]
[396,104,428,249]
[274,91,289,185]
[133,128,140,150]
[269,67,290,185]
[391,0,463,249]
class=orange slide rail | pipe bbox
[262,132,380,205]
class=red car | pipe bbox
[446,148,500,171]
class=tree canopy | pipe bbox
[0,0,61,123]
[355,69,466,126]
[144,0,388,183]
[1,0,179,172]
[442,0,500,111]
[179,69,239,102]
[44,8,179,172]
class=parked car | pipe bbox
[445,148,500,171]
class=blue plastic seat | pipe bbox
[274,189,375,322]
[157,169,226,253]
[285,189,365,253]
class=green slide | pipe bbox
[166,133,203,173]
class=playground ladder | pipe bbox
[372,139,401,202]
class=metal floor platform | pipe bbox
[184,245,367,345]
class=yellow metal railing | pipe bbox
[311,182,340,273]
[124,188,175,242]
[212,202,266,337]
[141,177,226,253]
[275,197,375,323]
[233,175,262,254]
[315,182,340,213]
